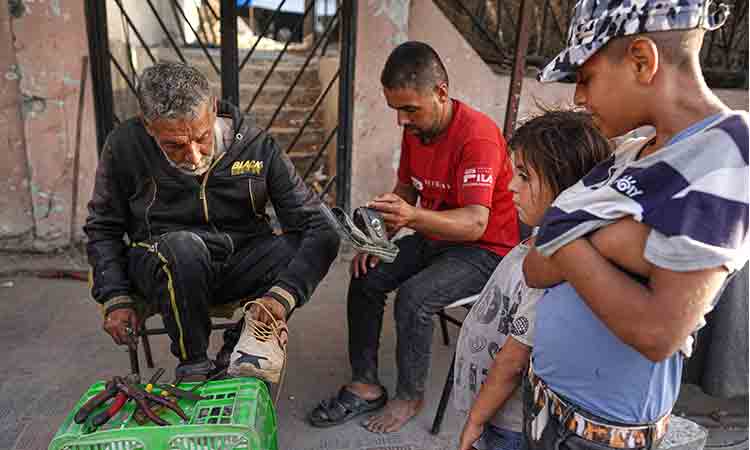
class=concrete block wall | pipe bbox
[0,0,97,251]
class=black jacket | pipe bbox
[84,101,340,309]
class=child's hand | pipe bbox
[458,418,483,450]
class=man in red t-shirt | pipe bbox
[310,41,519,432]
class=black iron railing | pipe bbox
[85,0,354,209]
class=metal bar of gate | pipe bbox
[244,1,316,113]
[221,0,239,106]
[205,0,220,22]
[238,0,289,73]
[265,9,341,132]
[109,52,138,95]
[454,0,507,65]
[172,0,220,76]
[337,0,356,212]
[113,0,157,65]
[503,0,534,139]
[145,0,188,64]
[84,0,114,154]
[283,69,340,152]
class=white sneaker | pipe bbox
[228,300,288,383]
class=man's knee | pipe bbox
[394,282,430,324]
[157,231,210,268]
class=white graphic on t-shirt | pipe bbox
[463,167,494,187]
[469,335,488,354]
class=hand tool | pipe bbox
[89,368,165,427]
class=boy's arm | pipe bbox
[524,218,652,288]
[523,241,564,288]
[459,337,530,450]
[551,238,727,362]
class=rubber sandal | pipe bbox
[319,204,399,263]
[309,386,388,428]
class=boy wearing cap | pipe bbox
[521,1,749,449]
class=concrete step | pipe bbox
[249,105,323,129]
[191,58,321,86]
[287,150,323,176]
[270,126,328,153]
[217,82,321,109]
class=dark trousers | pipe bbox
[348,233,501,400]
[128,230,301,363]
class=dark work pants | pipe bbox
[348,233,501,400]
[128,230,301,364]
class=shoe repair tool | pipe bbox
[74,373,140,425]
[113,377,189,426]
[132,368,204,426]
[157,384,205,402]
[189,367,228,392]
[90,369,164,427]
[319,204,399,262]
[74,380,118,424]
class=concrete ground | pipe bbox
[0,249,747,450]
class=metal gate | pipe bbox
[84,0,356,210]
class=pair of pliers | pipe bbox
[113,377,189,426]
[88,369,164,427]
[74,380,119,424]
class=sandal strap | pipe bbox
[314,387,386,422]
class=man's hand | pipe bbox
[351,252,380,278]
[103,308,139,348]
[458,418,483,450]
[368,193,417,234]
[247,297,288,346]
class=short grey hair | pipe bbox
[137,62,211,122]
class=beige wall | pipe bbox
[0,4,33,247]
[349,0,410,210]
[0,1,97,250]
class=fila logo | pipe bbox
[231,160,263,176]
[614,175,643,197]
[463,168,493,187]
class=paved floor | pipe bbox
[0,250,747,450]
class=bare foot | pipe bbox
[363,398,423,433]
[345,382,384,401]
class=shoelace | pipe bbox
[243,300,287,346]
[242,300,288,405]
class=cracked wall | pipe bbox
[0,0,97,251]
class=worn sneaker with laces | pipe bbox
[227,300,288,383]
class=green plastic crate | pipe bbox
[48,377,278,450]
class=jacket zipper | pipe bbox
[249,178,260,218]
[145,177,157,239]
[200,153,226,224]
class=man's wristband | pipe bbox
[101,295,136,318]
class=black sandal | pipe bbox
[309,387,388,428]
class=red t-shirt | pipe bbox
[397,100,519,256]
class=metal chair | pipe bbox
[127,298,245,377]
[431,294,480,435]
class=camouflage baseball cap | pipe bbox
[538,0,730,83]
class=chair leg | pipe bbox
[142,334,155,369]
[439,312,451,346]
[431,351,456,435]
[128,344,141,378]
